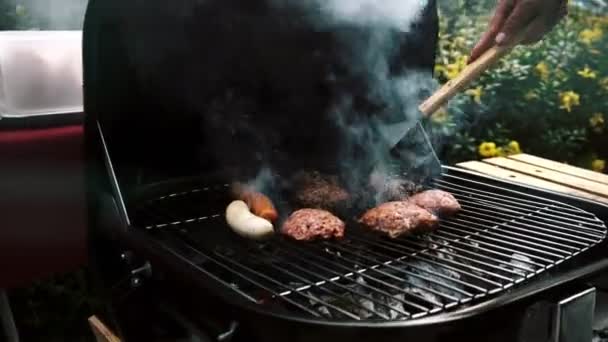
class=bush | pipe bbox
[433,1,608,173]
[0,0,42,30]
[0,0,85,30]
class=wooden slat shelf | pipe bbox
[510,154,608,186]
[457,154,608,205]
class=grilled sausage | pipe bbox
[225,200,275,240]
[231,183,279,222]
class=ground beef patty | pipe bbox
[292,171,350,211]
[407,190,461,217]
[368,171,424,203]
[282,208,345,241]
[358,202,439,238]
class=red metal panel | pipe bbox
[0,124,86,288]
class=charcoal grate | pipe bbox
[131,173,607,322]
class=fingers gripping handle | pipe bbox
[418,29,528,117]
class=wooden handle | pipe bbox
[88,316,121,342]
[419,31,527,117]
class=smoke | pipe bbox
[248,166,277,195]
[307,0,440,203]
[236,0,441,204]
[232,0,442,211]
[317,0,427,31]
[330,80,441,207]
[104,0,441,202]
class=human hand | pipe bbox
[469,0,568,63]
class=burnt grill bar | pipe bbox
[129,173,607,322]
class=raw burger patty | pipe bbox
[292,171,350,210]
[407,190,461,217]
[282,209,345,241]
[358,202,439,238]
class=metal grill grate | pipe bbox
[132,173,607,321]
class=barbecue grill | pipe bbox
[129,168,606,323]
[82,0,608,341]
[88,159,608,341]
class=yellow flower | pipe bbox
[434,64,446,76]
[559,91,580,112]
[535,62,550,81]
[431,106,449,124]
[507,141,521,155]
[443,55,468,80]
[592,159,606,173]
[456,54,468,65]
[478,142,497,158]
[586,16,608,29]
[445,64,461,80]
[577,66,597,79]
[452,36,466,48]
[465,86,483,104]
[590,113,605,134]
[579,27,603,45]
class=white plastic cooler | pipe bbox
[0,30,83,118]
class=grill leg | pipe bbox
[0,290,19,342]
[552,287,596,342]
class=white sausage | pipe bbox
[225,200,274,240]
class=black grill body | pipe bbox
[87,164,608,342]
[82,0,608,341]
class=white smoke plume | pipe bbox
[318,0,427,32]
[233,0,442,207]
[98,0,441,200]
[306,0,440,201]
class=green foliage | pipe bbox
[9,270,101,341]
[536,128,589,161]
[434,1,608,172]
[0,0,17,29]
[0,1,41,30]
[0,0,87,30]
